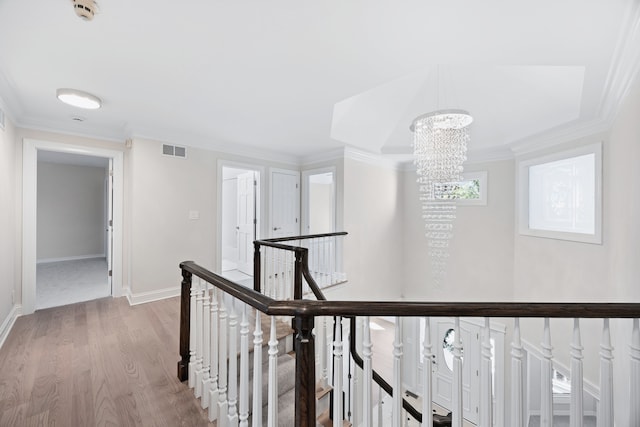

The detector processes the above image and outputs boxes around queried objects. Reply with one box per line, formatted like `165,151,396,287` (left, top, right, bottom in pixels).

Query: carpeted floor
36,257,110,310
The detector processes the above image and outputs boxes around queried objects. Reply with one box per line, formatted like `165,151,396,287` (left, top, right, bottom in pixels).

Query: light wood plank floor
0,296,215,426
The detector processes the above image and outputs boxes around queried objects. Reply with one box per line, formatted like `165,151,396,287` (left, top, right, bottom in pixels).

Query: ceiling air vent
162,143,187,158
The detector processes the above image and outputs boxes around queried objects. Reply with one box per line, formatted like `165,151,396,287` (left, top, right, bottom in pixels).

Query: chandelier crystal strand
411,110,471,285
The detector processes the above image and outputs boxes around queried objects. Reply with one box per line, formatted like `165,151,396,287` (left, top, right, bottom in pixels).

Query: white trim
344,146,403,171
509,119,609,157
301,166,336,235
517,142,603,244
37,254,106,264
456,171,488,207
216,160,265,273
598,0,640,124
300,148,345,166
22,139,125,314
125,286,181,305
0,304,22,350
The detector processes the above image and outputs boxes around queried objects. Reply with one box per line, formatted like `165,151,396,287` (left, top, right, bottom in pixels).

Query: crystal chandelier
411,109,472,284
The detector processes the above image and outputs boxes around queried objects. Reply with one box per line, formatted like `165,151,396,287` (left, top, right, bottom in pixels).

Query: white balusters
188,277,198,388
239,304,250,427
570,318,584,427
597,319,614,427
201,286,211,408
267,316,279,427
480,317,493,427
333,316,344,427
318,316,328,389
422,317,433,427
252,312,263,427
452,317,463,427
209,288,219,421
228,300,239,426
511,318,525,427
392,317,403,427
630,318,640,427
218,293,229,427
195,278,205,398
362,316,373,427
541,318,553,427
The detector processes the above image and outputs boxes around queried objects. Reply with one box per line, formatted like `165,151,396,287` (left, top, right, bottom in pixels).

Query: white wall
0,115,17,330
129,138,217,295
339,157,404,301
402,159,515,301
606,71,640,427
36,162,106,261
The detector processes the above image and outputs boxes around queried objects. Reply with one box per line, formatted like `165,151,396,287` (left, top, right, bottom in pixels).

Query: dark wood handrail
179,256,640,427
181,263,640,318
258,231,348,244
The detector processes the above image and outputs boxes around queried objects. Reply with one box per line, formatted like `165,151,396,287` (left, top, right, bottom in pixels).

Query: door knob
273,227,281,231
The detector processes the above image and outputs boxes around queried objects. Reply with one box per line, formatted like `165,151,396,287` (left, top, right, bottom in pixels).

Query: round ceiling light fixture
56,88,102,110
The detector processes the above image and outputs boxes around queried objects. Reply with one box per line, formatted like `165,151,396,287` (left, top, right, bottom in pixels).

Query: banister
180,258,640,427
258,231,348,244
181,263,640,318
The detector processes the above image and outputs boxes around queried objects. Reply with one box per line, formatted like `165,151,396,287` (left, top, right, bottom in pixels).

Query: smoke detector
72,0,98,21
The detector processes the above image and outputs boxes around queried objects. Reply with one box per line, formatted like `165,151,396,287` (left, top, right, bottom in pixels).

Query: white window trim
456,171,488,206
518,142,603,244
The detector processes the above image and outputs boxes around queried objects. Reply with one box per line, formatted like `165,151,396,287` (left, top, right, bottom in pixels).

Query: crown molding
343,146,405,171
300,147,346,166
598,0,640,125
130,128,300,166
16,117,126,144
509,118,610,157
0,71,23,124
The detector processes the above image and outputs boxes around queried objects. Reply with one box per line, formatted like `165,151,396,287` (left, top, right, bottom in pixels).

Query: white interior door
270,169,300,238
432,317,480,424
106,159,113,291
236,171,256,275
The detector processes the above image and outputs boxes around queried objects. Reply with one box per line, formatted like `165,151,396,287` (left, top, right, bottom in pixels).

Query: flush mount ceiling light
56,88,102,110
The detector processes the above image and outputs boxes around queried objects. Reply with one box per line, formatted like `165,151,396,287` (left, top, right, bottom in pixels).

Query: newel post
294,315,316,427
253,242,262,293
293,248,304,300
178,262,192,381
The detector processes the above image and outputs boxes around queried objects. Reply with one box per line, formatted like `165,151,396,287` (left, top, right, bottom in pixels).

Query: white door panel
270,169,300,238
236,171,255,275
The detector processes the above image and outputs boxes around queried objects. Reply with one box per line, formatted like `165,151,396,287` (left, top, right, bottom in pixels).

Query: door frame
22,139,124,315
301,166,336,235
216,160,264,274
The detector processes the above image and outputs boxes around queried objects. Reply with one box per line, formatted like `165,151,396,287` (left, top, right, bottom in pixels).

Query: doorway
219,164,261,286
35,151,111,309
22,139,124,315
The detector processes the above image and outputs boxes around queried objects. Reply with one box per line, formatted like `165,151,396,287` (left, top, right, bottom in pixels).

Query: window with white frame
518,142,602,244
436,171,488,206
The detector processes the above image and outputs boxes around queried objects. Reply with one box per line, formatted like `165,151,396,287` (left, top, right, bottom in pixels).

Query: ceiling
0,0,638,163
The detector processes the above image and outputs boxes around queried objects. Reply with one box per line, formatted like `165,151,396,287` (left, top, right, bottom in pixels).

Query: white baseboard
125,286,181,306
37,254,106,264
0,304,22,350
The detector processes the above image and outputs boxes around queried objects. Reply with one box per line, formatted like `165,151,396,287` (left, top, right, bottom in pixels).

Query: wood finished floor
0,296,216,427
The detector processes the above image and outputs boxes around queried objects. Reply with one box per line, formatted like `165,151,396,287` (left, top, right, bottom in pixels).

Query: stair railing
178,233,640,427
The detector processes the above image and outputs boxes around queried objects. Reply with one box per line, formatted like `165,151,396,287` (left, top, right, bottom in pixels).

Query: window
518,142,602,244
434,171,488,205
